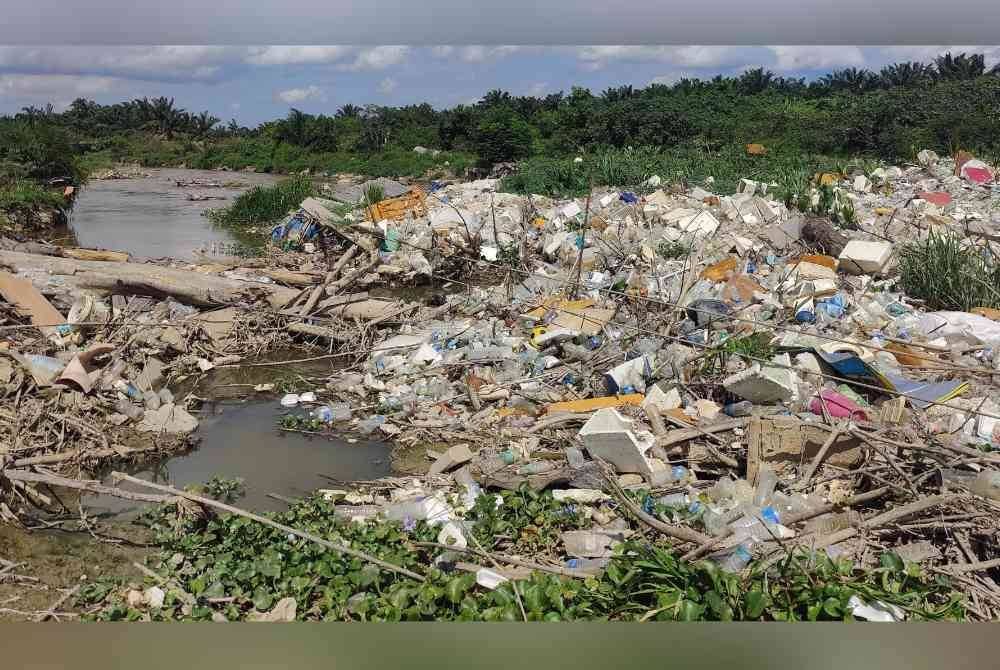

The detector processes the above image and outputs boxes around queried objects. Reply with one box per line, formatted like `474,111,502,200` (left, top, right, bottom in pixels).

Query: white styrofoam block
838,240,893,275
578,408,656,477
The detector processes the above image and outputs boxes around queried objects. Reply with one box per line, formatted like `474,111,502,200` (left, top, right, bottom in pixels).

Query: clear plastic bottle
565,557,610,574
657,492,689,508
717,543,753,573
753,468,778,507
729,506,781,543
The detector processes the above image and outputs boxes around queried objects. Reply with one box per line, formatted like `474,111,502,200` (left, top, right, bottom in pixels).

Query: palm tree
277,108,309,145
336,104,361,118
193,111,220,137
479,89,512,108
879,62,935,88
819,68,880,93
935,52,986,80
737,68,776,94
149,96,185,138
601,85,635,102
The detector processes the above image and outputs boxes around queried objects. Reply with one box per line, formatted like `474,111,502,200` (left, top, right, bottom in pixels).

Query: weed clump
900,231,1000,311
206,176,314,227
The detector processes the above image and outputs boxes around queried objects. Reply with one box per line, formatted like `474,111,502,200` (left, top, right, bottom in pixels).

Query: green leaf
823,597,842,618
880,552,904,573
745,589,768,619
204,581,226,599
252,588,273,611
446,576,469,604
188,577,206,596
677,600,704,621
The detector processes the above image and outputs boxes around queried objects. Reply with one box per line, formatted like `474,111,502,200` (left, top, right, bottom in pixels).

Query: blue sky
1,46,998,124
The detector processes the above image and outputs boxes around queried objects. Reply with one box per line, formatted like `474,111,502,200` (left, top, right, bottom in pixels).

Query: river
64,169,393,513
62,168,279,260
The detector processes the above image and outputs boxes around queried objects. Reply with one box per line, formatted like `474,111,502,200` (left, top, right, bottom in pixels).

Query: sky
1,45,998,125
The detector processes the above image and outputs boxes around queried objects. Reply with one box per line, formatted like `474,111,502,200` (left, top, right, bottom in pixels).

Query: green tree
472,107,533,164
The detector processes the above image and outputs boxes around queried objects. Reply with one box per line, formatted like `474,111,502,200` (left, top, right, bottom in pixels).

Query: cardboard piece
0,271,65,337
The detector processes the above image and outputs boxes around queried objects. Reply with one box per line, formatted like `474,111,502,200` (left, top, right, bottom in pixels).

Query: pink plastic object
916,191,951,207
810,389,869,421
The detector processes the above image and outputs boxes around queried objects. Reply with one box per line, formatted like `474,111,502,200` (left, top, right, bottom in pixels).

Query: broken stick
111,472,426,582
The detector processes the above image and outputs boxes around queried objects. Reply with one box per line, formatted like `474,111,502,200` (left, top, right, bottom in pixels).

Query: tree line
2,51,1000,181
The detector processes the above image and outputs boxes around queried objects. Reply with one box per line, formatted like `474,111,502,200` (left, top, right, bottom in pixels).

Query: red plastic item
810,389,869,421
916,191,951,207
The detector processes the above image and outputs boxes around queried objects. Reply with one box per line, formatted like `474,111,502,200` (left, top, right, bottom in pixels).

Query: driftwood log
0,249,299,309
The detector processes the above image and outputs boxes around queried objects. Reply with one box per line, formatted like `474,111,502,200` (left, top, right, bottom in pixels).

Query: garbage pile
266,152,1000,613
0,237,303,509
3,149,1000,617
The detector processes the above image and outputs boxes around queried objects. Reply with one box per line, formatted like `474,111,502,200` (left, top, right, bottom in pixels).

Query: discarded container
723,401,753,417
809,389,869,421
717,543,753,573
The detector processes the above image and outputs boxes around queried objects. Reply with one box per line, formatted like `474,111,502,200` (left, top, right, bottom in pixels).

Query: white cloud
527,81,549,96
573,46,742,70
429,45,523,63
245,46,353,66
878,45,1000,68
342,46,409,71
0,73,117,98
276,85,324,104
377,77,397,94
0,46,238,81
767,46,866,72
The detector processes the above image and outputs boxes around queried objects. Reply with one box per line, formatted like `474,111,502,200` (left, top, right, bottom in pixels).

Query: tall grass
900,231,1000,311
0,178,66,211
501,143,843,197
206,176,314,227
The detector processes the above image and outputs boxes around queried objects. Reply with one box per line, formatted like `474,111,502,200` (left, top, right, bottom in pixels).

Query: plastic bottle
113,379,143,402
325,402,352,422
753,468,778,507
565,557,610,574
657,492,689,508
356,415,387,435
313,405,334,423
517,461,557,475
723,401,753,417
717,543,753,573
729,506,781,543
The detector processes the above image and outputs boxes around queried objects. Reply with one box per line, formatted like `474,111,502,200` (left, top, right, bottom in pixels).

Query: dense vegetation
2,51,999,217
77,485,964,622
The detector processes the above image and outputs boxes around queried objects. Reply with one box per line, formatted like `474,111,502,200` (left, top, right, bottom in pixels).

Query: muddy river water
67,170,393,513
60,168,280,260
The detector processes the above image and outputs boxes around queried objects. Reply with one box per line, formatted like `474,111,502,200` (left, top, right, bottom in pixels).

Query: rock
917,149,939,166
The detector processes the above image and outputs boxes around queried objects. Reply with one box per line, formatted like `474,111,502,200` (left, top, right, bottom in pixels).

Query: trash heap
265,154,1000,618
0,237,302,505
4,151,1000,619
